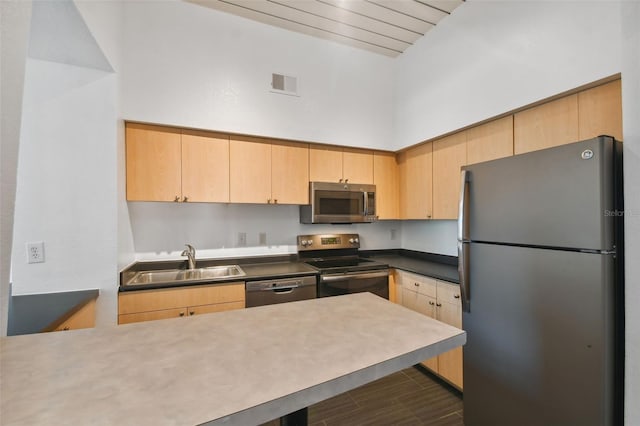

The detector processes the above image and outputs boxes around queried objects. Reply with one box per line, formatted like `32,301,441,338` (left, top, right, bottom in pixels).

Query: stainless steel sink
127,265,246,286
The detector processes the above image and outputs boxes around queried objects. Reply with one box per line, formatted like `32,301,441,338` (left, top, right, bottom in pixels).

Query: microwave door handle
363,191,368,215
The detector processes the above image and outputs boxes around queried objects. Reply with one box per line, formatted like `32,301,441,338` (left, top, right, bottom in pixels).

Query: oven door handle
320,270,389,282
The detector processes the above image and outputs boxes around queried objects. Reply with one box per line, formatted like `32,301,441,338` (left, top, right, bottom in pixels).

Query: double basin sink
126,265,246,286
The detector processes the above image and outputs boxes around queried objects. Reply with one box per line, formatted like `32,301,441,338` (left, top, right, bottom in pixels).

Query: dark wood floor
261,366,463,426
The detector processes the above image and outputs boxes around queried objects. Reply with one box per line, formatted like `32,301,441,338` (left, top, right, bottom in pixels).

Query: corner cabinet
118,283,245,325
398,142,433,219
126,123,230,202
394,270,463,390
373,151,400,220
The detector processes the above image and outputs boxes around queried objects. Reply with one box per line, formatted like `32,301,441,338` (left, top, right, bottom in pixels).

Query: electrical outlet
27,241,45,264
238,232,247,247
390,229,397,241
259,232,267,246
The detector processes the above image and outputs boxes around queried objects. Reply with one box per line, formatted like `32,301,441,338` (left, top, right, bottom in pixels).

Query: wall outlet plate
259,232,267,246
27,241,45,263
238,232,247,247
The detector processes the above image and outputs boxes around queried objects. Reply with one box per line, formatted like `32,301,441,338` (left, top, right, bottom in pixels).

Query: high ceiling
187,0,464,57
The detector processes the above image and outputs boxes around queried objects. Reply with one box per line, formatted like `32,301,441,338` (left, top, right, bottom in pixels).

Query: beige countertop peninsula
0,293,466,426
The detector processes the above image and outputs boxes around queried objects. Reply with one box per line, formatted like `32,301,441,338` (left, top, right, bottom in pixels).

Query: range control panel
297,234,360,251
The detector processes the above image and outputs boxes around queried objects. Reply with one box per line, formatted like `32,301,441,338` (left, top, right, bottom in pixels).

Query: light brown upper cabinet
126,123,230,202
373,151,400,220
433,132,467,219
466,116,514,165
230,136,309,204
514,94,579,155
181,129,230,202
271,141,310,204
309,145,374,184
126,123,182,201
230,136,271,204
399,142,433,220
578,79,623,141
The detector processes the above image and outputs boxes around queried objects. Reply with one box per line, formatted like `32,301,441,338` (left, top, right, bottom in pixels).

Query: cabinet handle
436,303,442,307
427,214,432,219
414,282,419,287
174,195,180,202
345,178,349,183
428,301,435,306
267,199,271,204
274,199,278,204
454,294,460,299
189,311,195,316
339,179,343,183
182,196,188,202
62,327,70,331
179,312,185,317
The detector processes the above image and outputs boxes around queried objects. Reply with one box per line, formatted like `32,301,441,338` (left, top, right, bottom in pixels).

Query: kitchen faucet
181,244,196,270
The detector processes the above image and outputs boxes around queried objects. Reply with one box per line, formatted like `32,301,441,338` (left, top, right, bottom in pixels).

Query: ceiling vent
271,73,298,96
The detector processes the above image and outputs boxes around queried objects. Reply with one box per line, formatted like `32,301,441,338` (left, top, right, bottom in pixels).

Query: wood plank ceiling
186,0,464,57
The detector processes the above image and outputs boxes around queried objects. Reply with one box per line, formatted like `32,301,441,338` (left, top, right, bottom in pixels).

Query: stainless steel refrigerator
458,136,624,426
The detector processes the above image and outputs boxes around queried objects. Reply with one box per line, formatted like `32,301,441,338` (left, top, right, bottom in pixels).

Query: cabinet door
118,283,245,315
309,145,343,182
373,152,399,219
187,301,245,316
118,307,187,325
343,148,373,184
126,123,182,201
514,94,579,155
433,132,467,219
436,298,463,389
399,142,433,219
181,130,230,202
578,79,623,141
466,116,514,165
54,299,96,331
230,136,272,203
271,141,309,204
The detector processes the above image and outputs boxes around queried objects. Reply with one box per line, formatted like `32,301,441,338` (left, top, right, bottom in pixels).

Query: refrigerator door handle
458,170,470,242
458,241,470,313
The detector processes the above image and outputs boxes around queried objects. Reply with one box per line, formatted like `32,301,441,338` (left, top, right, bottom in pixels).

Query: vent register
271,73,298,96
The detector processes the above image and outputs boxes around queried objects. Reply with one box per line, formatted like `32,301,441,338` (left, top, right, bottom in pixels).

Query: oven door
318,270,389,299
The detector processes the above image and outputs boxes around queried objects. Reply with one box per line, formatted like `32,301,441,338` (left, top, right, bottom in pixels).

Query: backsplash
128,202,403,262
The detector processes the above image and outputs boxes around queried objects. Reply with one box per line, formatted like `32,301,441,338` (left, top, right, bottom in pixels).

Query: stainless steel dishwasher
245,275,317,307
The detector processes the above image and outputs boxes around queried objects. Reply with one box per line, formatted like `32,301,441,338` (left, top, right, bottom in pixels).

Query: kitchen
1,0,639,425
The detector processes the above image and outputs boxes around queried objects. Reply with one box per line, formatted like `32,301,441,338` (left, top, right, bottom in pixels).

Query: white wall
393,0,622,151
128,202,401,262
621,2,640,423
0,0,32,337
10,59,119,326
120,0,394,151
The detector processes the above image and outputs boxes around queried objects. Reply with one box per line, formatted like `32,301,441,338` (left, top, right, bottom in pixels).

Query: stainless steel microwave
300,182,377,224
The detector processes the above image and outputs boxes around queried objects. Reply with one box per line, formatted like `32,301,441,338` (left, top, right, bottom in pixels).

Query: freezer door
463,243,615,426
463,136,618,251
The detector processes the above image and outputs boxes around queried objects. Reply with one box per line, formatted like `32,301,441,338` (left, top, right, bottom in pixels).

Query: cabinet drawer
118,282,245,315
400,272,436,297
188,301,244,316
436,280,461,305
119,308,187,324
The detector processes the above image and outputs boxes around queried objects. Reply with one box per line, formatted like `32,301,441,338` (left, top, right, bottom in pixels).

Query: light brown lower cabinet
118,282,245,325
51,298,97,332
394,270,463,390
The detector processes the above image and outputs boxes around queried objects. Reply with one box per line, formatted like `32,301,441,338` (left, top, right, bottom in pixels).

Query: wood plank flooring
260,366,463,426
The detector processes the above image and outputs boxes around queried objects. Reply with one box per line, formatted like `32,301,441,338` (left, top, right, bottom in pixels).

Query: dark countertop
7,288,99,336
361,249,459,284
120,250,458,291
120,255,320,291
